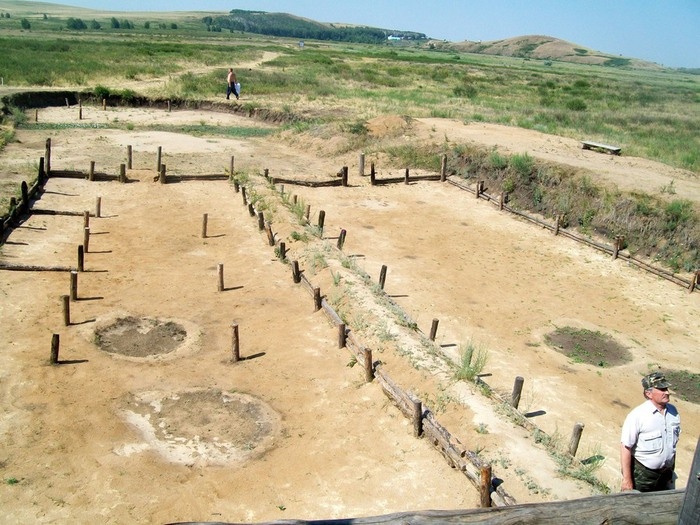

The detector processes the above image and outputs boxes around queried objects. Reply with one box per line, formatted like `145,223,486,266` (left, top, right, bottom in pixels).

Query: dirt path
1,105,698,523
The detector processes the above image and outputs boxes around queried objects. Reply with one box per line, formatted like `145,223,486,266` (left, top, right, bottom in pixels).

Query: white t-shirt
620,399,680,470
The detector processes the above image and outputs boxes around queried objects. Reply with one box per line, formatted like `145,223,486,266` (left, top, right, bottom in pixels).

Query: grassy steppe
1,4,700,270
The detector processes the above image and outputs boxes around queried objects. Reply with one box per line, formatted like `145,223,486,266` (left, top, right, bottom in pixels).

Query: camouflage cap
642,371,671,390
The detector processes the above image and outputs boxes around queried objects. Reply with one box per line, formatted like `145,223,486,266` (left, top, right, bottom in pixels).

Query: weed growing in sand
453,341,489,382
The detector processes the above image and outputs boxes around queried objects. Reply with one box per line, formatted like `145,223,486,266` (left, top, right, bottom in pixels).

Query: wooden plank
678,436,700,524
581,140,621,155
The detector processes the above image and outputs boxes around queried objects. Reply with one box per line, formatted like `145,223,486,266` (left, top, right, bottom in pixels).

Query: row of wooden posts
34,98,173,124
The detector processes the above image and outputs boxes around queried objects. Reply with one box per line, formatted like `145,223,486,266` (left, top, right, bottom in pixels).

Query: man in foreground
620,372,681,491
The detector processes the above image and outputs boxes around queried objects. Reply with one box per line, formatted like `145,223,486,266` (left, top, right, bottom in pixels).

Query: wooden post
77,245,84,272
159,163,166,184
201,214,208,238
337,229,347,250
364,348,374,383
233,180,240,192
476,180,483,199
440,154,447,182
257,211,265,230
167,100,171,112
554,215,560,236
83,210,90,229
411,398,422,437
264,221,275,246
231,323,240,363
229,156,235,177
127,145,132,170
65,97,70,107
45,138,51,177
292,260,301,283
370,164,376,186
499,192,505,210
62,295,70,326
156,145,162,173
304,204,311,222
264,168,269,180
404,168,410,185
102,98,106,110
678,436,700,525
689,270,700,293
241,186,247,205
88,160,95,181
278,241,286,261
480,465,492,508
313,287,322,311
342,166,348,187
248,203,255,217
217,263,224,292
95,196,101,218
613,236,621,259
359,153,365,177
568,422,585,457
70,270,78,301
379,265,387,290
338,323,346,348
35,109,38,122
39,156,45,182
429,318,439,341
511,376,524,409
83,227,90,253
119,163,126,183
20,181,28,214
78,100,82,120
317,210,325,235
50,333,60,365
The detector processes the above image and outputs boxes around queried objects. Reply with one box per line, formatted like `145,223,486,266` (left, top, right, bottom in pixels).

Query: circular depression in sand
92,314,200,361
118,388,281,466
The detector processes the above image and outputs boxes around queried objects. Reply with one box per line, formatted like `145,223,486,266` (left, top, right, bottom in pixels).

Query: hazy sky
34,0,700,68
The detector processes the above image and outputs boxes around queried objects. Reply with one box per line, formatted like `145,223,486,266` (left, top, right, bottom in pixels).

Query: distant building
387,35,401,41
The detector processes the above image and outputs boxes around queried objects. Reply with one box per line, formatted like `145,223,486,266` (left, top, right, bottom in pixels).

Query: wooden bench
581,140,621,155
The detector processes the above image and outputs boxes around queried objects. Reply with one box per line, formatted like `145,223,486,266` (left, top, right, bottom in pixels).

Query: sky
33,0,700,68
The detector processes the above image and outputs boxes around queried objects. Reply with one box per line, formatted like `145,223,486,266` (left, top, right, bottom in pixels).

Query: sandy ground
1,103,699,524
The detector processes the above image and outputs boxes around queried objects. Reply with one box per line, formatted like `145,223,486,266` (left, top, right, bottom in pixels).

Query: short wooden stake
480,465,492,508
20,181,29,214
317,210,325,235
159,163,166,184
247,203,255,217
511,376,524,409
78,100,82,120
411,398,422,437
95,196,101,218
613,236,621,259
156,145,162,173
127,145,132,170
554,215,560,236
359,153,365,176
70,270,78,301
342,166,348,187
231,323,240,363
292,260,301,283
337,229,347,250
217,263,224,292
429,318,439,341
338,323,346,348
370,162,376,185
568,422,585,457
257,211,265,230
119,163,126,183
77,245,84,272
45,138,51,177
364,348,374,383
476,180,482,199
499,192,505,210
404,168,409,185
83,210,90,229
65,97,70,107
83,227,90,253
313,287,322,311
378,264,387,290
201,214,208,238
278,241,286,261
50,333,60,364
689,270,700,293
102,98,106,110
167,100,171,112
264,221,275,246
229,156,235,177
440,154,447,182
34,109,38,122
264,168,269,180
241,186,248,205
292,195,297,205
88,160,95,181
62,295,70,326
304,204,311,222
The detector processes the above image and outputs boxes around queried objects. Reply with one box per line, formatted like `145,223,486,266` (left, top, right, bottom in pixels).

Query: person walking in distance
620,372,681,491
226,68,238,100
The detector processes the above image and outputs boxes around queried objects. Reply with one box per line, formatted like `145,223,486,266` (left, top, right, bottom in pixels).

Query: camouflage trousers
633,459,674,492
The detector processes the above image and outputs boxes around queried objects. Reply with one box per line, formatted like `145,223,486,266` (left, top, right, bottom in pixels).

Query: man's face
647,386,671,407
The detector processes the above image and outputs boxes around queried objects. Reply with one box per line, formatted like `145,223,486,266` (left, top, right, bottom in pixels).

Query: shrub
566,98,587,111
510,153,534,179
453,341,488,382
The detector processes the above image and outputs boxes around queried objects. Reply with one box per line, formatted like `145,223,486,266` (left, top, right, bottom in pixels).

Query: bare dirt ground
1,101,699,524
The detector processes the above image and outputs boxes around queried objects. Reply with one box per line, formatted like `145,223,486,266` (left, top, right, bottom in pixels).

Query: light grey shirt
621,399,680,470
